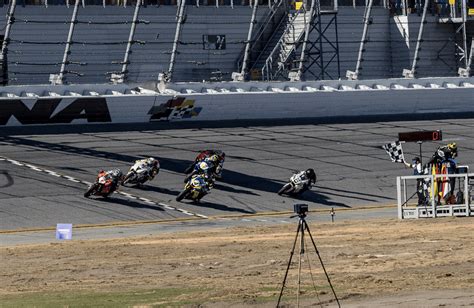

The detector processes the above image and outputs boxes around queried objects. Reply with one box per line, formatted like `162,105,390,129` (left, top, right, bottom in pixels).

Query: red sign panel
398,130,442,142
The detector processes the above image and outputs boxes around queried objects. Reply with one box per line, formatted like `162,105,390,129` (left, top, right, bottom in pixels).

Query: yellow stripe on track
0,204,395,235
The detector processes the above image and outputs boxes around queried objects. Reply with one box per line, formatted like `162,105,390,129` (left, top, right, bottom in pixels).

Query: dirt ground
1,217,473,307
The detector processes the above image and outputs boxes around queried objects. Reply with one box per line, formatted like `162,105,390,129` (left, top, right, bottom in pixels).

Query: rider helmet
110,169,124,181
208,154,220,163
447,142,458,158
199,161,210,172
305,168,316,183
448,142,457,152
147,157,159,167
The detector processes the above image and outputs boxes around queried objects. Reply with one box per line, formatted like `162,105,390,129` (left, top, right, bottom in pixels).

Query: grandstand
0,0,472,86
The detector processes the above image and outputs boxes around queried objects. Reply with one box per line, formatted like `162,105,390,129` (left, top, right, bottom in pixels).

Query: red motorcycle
84,169,122,198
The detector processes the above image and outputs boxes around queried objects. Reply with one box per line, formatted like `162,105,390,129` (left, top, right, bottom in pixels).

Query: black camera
294,203,308,215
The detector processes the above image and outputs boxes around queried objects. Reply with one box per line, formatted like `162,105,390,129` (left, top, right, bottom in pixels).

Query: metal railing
397,173,474,219
235,0,286,75
261,8,307,81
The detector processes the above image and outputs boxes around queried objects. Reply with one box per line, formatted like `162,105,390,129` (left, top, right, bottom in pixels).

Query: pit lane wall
0,77,473,126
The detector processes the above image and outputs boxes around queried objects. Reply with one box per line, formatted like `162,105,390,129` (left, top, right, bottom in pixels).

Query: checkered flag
170,105,193,119
382,141,405,163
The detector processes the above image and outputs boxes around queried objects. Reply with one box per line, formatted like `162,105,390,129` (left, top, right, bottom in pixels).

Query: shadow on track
0,136,391,204
94,196,165,211
0,170,14,188
213,183,259,196
280,190,351,208
122,184,181,197
0,136,285,195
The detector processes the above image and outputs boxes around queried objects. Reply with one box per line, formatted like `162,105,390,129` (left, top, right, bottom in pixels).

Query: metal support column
457,0,470,77
403,0,429,78
295,0,318,81
459,37,474,77
115,0,141,83
346,0,373,80
1,0,17,86
167,0,186,82
300,11,340,80
57,0,80,85
234,0,258,81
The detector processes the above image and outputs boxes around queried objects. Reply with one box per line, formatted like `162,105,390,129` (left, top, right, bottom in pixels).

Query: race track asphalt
1,117,474,231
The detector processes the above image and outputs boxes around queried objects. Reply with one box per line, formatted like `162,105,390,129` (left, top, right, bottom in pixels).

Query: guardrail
397,173,474,219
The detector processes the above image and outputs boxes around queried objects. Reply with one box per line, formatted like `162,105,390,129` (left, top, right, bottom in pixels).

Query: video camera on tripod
293,203,308,217
278,203,341,307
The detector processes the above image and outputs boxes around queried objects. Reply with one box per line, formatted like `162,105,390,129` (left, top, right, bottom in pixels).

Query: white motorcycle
278,169,316,196
122,160,159,186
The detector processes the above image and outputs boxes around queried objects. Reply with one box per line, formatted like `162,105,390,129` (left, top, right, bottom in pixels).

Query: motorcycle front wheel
122,171,135,186
278,183,293,196
84,183,99,198
176,187,191,202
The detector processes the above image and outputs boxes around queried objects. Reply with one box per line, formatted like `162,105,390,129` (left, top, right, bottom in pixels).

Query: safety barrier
397,173,474,219
0,76,473,126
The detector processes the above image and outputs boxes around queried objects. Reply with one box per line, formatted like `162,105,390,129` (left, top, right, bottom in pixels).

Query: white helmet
147,157,159,167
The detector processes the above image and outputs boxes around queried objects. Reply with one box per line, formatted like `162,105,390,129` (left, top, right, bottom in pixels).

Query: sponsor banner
148,96,202,121
0,97,111,126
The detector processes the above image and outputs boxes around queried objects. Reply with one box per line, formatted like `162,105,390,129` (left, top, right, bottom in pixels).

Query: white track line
0,155,208,219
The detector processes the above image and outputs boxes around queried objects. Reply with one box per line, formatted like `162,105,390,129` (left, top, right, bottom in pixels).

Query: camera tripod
277,213,341,308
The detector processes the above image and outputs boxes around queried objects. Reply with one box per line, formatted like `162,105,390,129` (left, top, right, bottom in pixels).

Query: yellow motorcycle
176,174,212,202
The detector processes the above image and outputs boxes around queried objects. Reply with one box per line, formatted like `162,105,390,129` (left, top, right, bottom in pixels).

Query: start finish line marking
0,155,208,219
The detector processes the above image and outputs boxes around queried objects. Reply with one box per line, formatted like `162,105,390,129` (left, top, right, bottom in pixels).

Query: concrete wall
0,77,472,126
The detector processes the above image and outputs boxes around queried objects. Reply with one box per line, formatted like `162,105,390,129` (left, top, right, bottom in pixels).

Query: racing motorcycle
84,170,122,198
184,150,225,178
278,170,316,196
176,174,213,202
122,160,159,186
